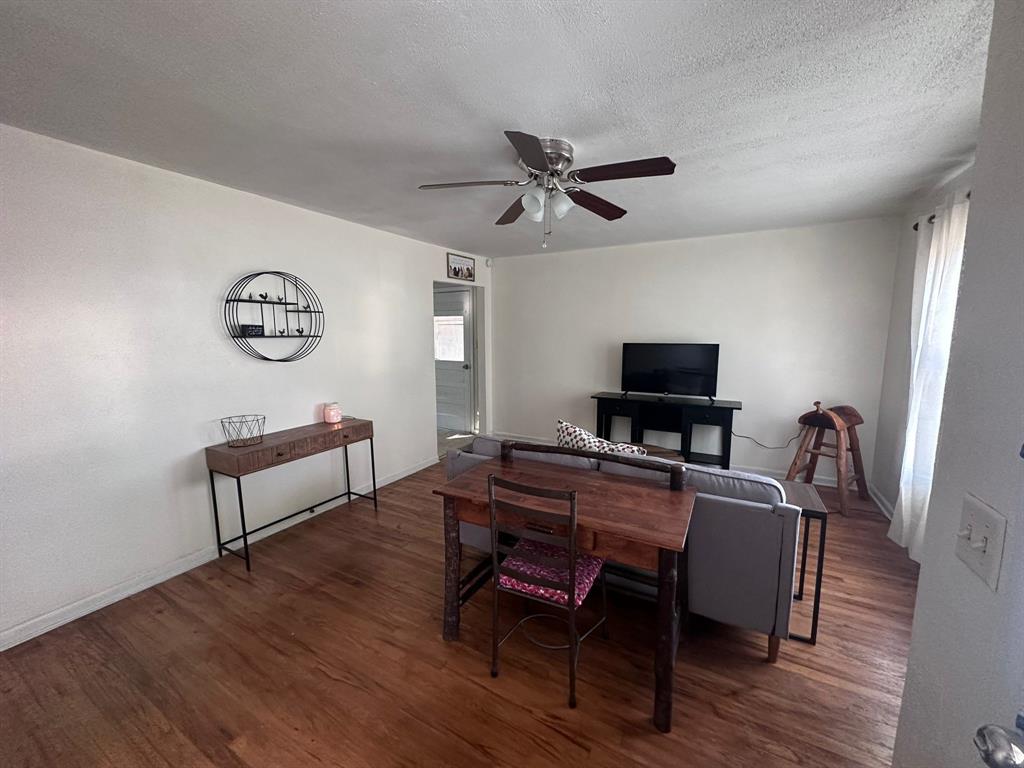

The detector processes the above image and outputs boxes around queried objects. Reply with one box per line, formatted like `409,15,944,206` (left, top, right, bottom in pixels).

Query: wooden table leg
442,496,461,641
654,547,680,733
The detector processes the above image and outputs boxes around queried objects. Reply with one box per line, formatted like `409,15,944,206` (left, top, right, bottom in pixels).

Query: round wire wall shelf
223,271,324,362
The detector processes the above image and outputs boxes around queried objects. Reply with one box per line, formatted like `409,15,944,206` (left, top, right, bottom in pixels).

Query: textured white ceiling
0,0,992,256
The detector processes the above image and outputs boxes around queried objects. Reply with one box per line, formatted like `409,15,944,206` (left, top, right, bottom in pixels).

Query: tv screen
621,343,719,397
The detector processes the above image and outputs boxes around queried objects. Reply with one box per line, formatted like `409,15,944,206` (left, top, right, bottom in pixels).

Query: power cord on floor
731,430,803,450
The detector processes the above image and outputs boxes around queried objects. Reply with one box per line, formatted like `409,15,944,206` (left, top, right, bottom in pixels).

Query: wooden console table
592,391,742,468
205,418,377,571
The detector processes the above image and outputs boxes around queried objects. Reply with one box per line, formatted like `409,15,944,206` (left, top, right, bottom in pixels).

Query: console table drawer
260,423,373,466
339,420,373,444
688,407,727,425
587,531,658,571
236,444,293,474
291,434,330,460
602,400,637,417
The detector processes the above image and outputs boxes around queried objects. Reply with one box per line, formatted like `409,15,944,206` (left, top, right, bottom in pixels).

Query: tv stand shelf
591,391,742,469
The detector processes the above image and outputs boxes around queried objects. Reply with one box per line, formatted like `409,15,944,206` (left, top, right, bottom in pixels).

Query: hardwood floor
0,463,918,767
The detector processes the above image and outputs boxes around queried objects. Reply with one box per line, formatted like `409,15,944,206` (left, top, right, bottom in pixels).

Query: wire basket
220,415,266,447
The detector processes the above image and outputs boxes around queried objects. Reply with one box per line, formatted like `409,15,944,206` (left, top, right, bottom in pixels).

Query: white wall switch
955,493,1008,591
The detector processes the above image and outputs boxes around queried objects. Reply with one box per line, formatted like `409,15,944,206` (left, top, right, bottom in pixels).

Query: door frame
433,281,484,434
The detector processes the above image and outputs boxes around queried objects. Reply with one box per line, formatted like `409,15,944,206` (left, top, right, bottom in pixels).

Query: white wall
872,166,974,512
0,125,492,649
491,218,901,483
893,1,1023,764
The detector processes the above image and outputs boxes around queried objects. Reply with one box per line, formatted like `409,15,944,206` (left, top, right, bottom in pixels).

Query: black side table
780,480,828,645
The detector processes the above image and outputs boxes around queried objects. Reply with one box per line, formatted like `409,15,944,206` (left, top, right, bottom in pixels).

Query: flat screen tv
621,343,719,397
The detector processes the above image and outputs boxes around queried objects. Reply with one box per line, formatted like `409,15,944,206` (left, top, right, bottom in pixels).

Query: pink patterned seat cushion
499,539,604,607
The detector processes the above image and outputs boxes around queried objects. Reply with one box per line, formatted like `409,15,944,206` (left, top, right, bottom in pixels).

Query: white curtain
888,195,970,562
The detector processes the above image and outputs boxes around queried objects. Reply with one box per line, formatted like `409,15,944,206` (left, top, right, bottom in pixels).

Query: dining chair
487,474,607,708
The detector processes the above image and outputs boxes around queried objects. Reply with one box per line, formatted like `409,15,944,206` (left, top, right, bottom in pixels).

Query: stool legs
834,427,851,516
786,426,816,481
848,425,869,500
804,427,826,483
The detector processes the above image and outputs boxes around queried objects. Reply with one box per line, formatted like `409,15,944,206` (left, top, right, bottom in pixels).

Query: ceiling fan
418,131,676,248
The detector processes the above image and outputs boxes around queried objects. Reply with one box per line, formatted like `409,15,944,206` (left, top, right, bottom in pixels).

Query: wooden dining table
434,453,696,732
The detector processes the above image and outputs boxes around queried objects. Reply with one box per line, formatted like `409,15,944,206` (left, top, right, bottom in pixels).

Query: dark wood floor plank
0,462,918,767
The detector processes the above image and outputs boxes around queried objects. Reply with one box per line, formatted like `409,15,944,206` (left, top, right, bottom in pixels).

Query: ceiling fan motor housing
517,138,575,175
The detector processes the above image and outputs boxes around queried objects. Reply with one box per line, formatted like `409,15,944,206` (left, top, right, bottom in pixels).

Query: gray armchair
686,493,801,660
599,458,801,662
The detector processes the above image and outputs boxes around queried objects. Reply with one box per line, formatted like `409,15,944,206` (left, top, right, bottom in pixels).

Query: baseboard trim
868,483,895,520
0,454,440,652
0,546,218,652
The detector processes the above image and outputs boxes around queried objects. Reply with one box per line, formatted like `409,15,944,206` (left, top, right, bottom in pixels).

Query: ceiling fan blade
504,130,550,172
495,196,525,225
570,156,676,183
567,189,627,220
419,180,519,190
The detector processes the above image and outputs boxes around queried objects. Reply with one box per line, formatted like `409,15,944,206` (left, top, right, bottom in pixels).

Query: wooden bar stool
785,402,869,515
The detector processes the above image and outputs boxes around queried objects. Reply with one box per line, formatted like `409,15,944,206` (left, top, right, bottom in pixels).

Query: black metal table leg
790,509,826,645
209,470,224,557
808,514,826,645
343,444,351,500
369,437,378,510
796,515,811,601
654,547,681,733
235,476,251,572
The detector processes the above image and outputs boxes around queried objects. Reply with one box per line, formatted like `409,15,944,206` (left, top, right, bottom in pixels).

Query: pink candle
323,403,343,423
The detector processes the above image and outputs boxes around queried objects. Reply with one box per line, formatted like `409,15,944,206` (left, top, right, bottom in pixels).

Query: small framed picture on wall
447,253,476,282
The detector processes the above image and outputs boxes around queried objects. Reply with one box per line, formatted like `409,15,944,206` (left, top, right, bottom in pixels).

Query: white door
434,287,474,432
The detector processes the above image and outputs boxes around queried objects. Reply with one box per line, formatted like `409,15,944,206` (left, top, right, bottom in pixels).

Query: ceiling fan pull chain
542,188,551,248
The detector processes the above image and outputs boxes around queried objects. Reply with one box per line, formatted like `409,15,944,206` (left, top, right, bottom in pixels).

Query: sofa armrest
771,502,802,638
445,449,493,480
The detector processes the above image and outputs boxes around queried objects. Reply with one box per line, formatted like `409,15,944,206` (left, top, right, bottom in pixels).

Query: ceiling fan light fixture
551,190,575,220
521,185,546,216
525,204,545,223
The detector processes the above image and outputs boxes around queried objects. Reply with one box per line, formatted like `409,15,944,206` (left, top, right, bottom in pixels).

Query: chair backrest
487,474,579,609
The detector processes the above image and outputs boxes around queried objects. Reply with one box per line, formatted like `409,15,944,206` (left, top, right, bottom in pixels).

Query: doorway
433,283,479,457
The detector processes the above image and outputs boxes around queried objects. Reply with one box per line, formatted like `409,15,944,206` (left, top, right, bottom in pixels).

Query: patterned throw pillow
555,420,647,455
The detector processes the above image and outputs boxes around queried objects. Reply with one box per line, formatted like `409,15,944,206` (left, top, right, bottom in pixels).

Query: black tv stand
591,391,742,468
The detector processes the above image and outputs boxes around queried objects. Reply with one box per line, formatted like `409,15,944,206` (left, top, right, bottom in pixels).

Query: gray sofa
447,435,802,661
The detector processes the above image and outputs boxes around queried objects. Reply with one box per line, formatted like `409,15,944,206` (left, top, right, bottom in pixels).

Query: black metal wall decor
224,271,324,362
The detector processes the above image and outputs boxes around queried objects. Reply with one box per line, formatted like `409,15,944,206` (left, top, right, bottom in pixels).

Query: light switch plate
955,493,1007,591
